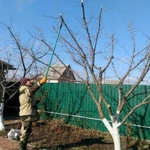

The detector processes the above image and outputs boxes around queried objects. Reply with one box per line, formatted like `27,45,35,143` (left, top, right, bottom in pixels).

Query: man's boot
19,141,27,150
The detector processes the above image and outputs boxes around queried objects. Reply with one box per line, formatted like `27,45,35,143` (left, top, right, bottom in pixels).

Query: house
0,60,15,70
0,60,17,115
103,80,119,84
0,60,15,81
44,64,76,83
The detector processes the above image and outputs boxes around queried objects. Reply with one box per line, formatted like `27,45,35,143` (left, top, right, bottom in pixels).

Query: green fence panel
36,83,150,140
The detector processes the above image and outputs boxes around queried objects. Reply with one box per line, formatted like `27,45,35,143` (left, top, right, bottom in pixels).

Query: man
19,77,47,150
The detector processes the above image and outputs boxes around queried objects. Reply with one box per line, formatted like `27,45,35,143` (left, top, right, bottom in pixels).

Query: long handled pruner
37,15,63,115
45,14,63,78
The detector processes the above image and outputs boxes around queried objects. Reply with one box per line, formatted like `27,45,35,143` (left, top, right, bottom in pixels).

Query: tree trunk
0,102,5,131
112,122,121,150
102,118,121,150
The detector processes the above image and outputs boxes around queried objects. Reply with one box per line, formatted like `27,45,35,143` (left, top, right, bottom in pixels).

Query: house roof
0,60,16,70
46,64,70,79
43,64,76,81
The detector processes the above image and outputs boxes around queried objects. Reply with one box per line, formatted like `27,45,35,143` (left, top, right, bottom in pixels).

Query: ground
0,118,150,150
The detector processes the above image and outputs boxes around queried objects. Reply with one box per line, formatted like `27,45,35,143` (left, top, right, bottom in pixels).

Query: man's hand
39,77,47,84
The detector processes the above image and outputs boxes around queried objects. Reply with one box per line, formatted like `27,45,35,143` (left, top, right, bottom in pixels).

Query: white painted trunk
0,103,5,131
102,118,121,150
112,122,121,150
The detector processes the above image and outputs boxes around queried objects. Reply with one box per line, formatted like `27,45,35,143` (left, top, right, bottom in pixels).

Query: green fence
36,83,150,140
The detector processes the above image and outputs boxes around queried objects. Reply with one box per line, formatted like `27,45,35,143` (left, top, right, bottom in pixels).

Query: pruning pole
45,14,63,78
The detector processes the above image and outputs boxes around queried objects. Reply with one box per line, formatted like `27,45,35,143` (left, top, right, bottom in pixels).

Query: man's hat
20,78,30,86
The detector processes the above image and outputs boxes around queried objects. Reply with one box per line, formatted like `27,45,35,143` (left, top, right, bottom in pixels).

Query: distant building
0,60,17,111
0,60,16,81
103,80,119,85
0,60,15,70
43,64,76,83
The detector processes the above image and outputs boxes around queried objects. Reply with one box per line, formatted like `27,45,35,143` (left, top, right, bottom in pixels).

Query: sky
0,0,149,48
0,0,149,42
0,0,149,33
0,0,149,82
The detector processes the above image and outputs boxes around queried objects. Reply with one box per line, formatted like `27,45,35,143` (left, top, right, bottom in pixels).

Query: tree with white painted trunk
58,1,150,150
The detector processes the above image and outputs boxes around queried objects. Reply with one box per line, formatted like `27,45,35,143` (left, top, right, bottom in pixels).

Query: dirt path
0,137,34,150
0,119,33,150
0,137,20,150
0,120,20,150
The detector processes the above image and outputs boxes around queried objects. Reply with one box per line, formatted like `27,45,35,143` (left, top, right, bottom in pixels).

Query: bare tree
0,59,18,130
28,22,70,79
57,1,150,150
0,23,50,130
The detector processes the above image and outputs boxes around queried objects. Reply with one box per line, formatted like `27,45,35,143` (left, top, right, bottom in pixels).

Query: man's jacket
19,83,40,116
